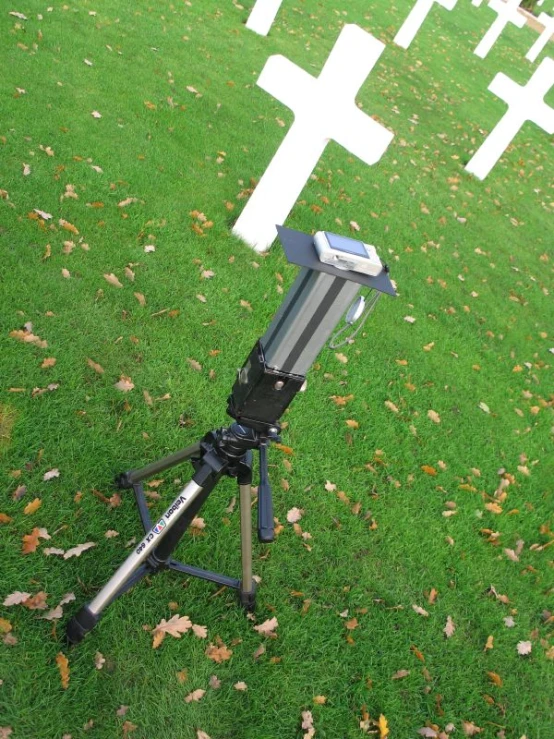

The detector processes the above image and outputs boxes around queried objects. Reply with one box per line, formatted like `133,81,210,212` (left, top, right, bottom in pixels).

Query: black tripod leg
117,441,202,488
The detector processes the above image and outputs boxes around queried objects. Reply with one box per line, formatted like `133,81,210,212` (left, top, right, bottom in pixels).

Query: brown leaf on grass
122,721,138,737
345,617,358,631
187,358,202,372
487,671,502,687
22,527,50,554
0,618,12,634
41,605,63,621
59,219,79,234
313,695,327,705
176,669,188,683
209,674,221,689
392,669,410,679
240,299,252,311
286,507,303,524
485,502,502,515
330,394,354,406
63,542,95,559
517,640,532,655
3,592,31,606
0,513,13,524
378,714,389,738
10,329,48,349
152,614,192,648
345,419,359,429
253,617,278,637
205,643,233,663
253,643,266,661
22,591,48,610
43,468,59,481
443,615,455,638
484,635,494,651
192,624,208,639
461,721,482,736
334,352,348,364
197,732,211,739
23,498,41,515
385,400,399,414
114,375,134,392
41,357,56,369
103,273,123,288
56,652,70,689
95,652,106,670
412,604,429,617
116,705,129,717
421,465,437,476
134,292,146,306
234,681,247,691
427,410,441,424
87,358,104,374
185,688,206,703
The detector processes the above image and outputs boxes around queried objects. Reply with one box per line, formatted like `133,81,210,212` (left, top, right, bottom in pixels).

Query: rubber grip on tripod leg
257,445,274,543
66,605,100,645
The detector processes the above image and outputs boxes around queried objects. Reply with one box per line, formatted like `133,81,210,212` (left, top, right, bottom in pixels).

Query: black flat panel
276,225,397,297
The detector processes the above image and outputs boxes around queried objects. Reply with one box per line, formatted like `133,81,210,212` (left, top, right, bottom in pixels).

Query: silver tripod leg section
239,483,253,595
88,479,204,616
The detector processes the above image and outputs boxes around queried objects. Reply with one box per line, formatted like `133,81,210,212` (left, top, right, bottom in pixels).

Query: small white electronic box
313,231,383,276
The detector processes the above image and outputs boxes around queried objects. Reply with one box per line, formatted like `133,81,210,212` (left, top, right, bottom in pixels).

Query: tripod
66,420,279,644
66,227,395,644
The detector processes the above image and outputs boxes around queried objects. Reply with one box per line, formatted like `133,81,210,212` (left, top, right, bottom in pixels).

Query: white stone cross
525,12,554,62
246,0,284,37
232,25,394,252
394,0,458,49
466,57,554,179
474,0,526,59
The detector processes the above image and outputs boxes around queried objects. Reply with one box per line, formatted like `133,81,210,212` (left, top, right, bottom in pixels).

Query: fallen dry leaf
103,273,123,288
253,617,278,637
234,681,247,691
56,652,70,689
63,542,96,559
487,670,502,687
152,614,192,648
114,375,134,392
187,358,202,372
379,714,389,738
412,604,430,617
427,410,441,424
43,468,59,481
286,507,303,524
95,652,106,670
87,358,104,374
313,695,327,705
205,643,233,663
517,640,532,656
392,669,410,679
184,688,206,703
23,498,41,515
41,357,56,369
3,592,31,606
192,624,208,639
444,615,455,638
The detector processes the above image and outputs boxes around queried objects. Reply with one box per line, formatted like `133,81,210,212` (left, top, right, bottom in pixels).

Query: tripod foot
66,605,100,646
239,586,256,612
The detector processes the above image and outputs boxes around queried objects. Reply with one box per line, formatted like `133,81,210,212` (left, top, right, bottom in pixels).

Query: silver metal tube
88,479,204,614
239,483,253,593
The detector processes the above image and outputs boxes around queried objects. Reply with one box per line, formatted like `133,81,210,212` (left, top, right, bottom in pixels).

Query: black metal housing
227,342,305,430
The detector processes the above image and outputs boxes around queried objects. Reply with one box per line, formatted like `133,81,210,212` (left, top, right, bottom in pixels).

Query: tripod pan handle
257,443,274,543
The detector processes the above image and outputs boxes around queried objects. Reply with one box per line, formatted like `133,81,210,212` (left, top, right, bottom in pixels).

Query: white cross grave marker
393,0,458,50
466,57,554,179
474,0,526,59
246,0,284,37
472,0,484,7
525,12,554,63
232,25,394,252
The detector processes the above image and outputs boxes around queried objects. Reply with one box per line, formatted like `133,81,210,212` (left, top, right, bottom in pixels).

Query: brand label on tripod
164,495,187,520
153,519,166,535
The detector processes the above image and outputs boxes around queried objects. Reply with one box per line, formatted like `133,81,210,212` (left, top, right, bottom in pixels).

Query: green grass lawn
1,1,553,737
